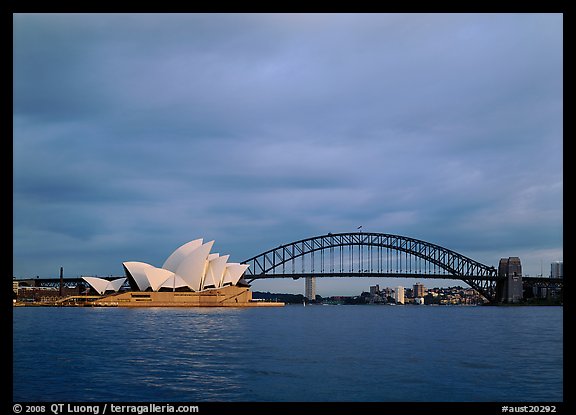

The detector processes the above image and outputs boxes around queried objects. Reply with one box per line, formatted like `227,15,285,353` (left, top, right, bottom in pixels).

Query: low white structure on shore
82,276,127,295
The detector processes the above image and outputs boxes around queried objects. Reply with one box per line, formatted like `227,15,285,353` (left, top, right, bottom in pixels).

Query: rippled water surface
13,305,563,402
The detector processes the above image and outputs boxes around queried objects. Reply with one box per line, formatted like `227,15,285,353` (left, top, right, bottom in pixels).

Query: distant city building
394,286,404,304
551,261,563,279
360,284,486,305
305,276,316,300
413,282,425,298
370,285,380,296
15,286,82,302
383,287,392,299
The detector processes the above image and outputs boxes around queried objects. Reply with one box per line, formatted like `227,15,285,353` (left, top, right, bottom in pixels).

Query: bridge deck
246,272,503,280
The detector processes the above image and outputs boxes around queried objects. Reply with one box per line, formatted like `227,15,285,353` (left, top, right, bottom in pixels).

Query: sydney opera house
83,239,282,307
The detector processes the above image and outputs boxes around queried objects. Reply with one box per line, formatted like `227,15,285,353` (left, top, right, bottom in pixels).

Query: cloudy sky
13,13,562,295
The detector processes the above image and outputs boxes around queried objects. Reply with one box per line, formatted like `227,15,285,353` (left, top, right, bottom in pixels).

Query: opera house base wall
92,285,284,307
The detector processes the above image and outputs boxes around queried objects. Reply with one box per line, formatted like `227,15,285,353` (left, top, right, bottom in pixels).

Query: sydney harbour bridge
240,232,562,304
19,232,562,304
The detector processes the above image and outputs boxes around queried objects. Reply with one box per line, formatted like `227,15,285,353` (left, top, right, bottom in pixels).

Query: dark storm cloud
13,13,562,294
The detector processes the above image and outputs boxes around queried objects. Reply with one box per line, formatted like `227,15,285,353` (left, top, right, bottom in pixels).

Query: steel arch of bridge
241,232,500,302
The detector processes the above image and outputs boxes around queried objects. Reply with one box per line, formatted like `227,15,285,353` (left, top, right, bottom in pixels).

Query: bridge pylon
496,257,523,303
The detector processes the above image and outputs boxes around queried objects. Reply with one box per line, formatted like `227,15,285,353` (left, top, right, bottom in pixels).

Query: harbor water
13,305,563,402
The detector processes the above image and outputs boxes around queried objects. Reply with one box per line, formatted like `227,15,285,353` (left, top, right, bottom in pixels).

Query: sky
12,13,563,296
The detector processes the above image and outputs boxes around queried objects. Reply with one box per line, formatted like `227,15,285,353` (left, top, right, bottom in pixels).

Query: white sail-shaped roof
204,255,229,289
82,277,110,295
145,268,175,291
107,277,127,292
122,238,245,293
175,240,215,291
203,253,218,286
82,277,127,295
159,273,190,290
222,263,249,286
201,253,217,290
123,261,155,291
162,239,203,272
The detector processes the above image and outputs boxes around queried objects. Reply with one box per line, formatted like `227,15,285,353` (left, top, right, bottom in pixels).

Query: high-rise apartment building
551,261,563,279
305,277,316,301
394,286,404,304
413,282,425,298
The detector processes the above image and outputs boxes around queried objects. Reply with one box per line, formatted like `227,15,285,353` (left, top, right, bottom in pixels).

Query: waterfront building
121,238,249,292
413,282,425,298
394,286,404,304
551,261,563,279
383,287,392,300
305,276,316,300
85,238,282,307
15,286,82,303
